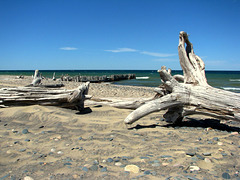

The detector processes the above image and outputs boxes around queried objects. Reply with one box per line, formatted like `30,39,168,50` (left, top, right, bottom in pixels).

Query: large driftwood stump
0,82,91,110
124,31,240,124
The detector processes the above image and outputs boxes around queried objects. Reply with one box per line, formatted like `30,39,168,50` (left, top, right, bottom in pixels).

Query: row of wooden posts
60,74,136,83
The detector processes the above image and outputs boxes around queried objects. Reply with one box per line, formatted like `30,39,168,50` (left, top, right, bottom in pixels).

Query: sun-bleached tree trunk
0,82,91,110
124,31,240,125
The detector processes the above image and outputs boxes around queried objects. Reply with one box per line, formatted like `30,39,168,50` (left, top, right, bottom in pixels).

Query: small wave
229,79,240,82
136,76,149,80
221,87,240,91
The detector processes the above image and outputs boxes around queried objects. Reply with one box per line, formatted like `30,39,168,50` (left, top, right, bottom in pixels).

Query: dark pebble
90,165,98,171
14,141,19,144
12,131,18,133
186,152,195,156
107,158,113,163
82,167,88,172
4,124,8,126
207,141,213,144
196,154,204,160
140,156,150,159
180,139,185,142
64,163,72,166
222,172,231,179
19,149,26,152
22,129,29,134
160,155,172,158
144,171,151,175
221,153,228,156
39,126,44,128
78,137,82,140
100,167,107,172
93,160,99,165
202,152,211,156
213,137,219,141
25,139,30,142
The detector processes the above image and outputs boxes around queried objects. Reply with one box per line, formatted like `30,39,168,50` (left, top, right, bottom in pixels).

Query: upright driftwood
124,31,240,124
0,82,91,110
31,70,42,86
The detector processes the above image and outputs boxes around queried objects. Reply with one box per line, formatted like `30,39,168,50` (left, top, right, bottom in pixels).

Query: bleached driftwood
124,31,240,124
31,70,42,86
85,97,154,109
0,82,91,110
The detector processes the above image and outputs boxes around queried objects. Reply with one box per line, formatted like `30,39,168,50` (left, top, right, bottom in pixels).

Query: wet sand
0,75,240,180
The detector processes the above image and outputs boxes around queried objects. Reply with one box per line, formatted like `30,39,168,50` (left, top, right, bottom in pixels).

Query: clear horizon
1,0,240,70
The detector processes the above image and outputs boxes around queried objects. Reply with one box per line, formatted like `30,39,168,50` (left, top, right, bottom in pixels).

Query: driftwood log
124,31,240,124
0,82,91,110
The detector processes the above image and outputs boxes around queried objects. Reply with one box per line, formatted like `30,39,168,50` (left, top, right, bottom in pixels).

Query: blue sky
0,0,240,70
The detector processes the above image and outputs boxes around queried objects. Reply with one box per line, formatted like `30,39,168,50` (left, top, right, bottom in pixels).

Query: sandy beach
0,75,240,180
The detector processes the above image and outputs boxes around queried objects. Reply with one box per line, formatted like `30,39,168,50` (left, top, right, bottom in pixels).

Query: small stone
124,165,140,173
106,158,113,163
202,152,211,156
57,151,63,154
19,149,26,152
213,137,219,141
231,132,238,135
89,165,98,171
24,176,34,180
196,154,204,160
64,163,72,166
115,162,122,166
144,170,151,175
39,126,44,128
186,152,195,156
152,163,161,167
160,155,172,158
78,137,82,140
162,163,169,166
189,166,200,171
25,139,30,142
221,153,228,156
82,167,88,172
218,142,223,146
100,167,107,172
22,129,29,134
140,156,149,159
204,158,211,163
51,148,56,152
222,172,231,179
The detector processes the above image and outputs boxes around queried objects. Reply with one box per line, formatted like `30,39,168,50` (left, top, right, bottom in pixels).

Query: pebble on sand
24,176,34,180
124,165,140,173
189,166,200,171
22,129,29,134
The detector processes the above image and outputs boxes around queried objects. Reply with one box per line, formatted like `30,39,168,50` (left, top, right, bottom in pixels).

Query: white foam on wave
229,79,240,82
221,87,240,91
136,76,150,80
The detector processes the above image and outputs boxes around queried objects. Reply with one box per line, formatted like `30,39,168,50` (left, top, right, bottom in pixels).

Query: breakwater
60,74,136,83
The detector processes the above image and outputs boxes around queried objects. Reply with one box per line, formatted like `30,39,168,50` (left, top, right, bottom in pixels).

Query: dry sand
0,75,240,180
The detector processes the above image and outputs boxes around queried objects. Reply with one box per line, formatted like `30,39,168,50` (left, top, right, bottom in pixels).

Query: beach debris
0,82,91,111
124,31,240,126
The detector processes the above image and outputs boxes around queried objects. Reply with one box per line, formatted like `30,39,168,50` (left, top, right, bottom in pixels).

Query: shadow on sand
128,118,240,132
